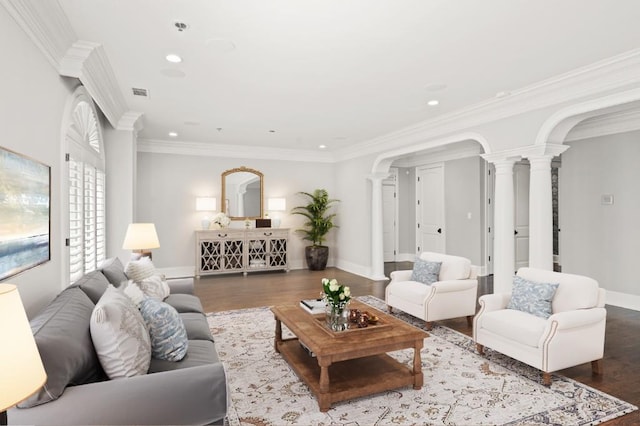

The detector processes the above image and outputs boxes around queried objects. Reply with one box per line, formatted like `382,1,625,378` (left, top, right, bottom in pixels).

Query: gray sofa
8,258,227,425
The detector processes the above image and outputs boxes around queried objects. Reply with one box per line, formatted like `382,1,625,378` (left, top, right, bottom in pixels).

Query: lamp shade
0,284,47,411
196,197,217,212
267,197,286,212
122,223,160,250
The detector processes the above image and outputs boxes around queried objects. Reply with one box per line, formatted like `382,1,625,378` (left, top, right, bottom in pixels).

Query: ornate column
368,173,389,280
482,154,519,293
526,145,568,270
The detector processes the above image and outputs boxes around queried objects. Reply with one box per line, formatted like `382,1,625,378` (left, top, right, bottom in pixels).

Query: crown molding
59,40,128,129
116,111,144,133
0,0,76,68
392,144,482,168
137,139,335,163
336,49,640,162
564,109,640,142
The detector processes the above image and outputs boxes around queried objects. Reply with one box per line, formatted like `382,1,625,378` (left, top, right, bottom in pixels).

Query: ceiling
57,0,640,155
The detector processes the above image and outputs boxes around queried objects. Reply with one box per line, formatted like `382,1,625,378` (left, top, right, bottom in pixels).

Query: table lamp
267,197,286,228
122,223,160,260
196,197,217,229
0,284,47,425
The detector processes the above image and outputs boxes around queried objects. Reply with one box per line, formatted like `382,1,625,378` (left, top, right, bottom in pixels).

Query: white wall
397,167,416,258
0,6,77,317
135,152,336,270
444,156,483,265
560,130,640,303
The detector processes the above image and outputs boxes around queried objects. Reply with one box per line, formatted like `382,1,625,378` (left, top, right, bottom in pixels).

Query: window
64,87,106,283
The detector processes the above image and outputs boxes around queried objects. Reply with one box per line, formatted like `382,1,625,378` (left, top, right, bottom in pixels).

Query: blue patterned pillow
507,276,559,319
410,258,442,285
139,298,188,361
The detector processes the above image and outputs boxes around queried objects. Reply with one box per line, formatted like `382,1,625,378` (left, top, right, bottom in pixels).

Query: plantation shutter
68,158,83,283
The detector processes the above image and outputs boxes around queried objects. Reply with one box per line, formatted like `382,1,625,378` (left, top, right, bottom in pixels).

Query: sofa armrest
390,270,413,282
167,277,194,295
477,293,511,312
8,363,227,426
548,307,607,331
432,279,478,293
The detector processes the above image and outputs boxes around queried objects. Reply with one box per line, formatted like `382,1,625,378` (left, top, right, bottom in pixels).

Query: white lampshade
0,284,47,411
196,197,217,212
267,197,286,212
122,223,160,250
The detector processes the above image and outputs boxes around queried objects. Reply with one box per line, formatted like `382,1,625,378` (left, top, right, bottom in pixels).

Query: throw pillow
124,256,156,282
139,274,171,300
123,281,146,307
139,298,189,362
410,258,442,285
507,276,560,319
90,285,152,379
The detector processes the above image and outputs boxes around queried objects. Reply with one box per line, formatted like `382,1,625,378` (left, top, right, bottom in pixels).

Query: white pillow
123,281,146,307
125,257,156,282
139,274,170,300
90,285,151,379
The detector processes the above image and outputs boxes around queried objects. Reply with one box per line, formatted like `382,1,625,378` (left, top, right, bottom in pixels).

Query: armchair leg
425,321,433,331
591,359,603,376
542,372,552,386
387,306,393,313
476,343,484,355
466,315,473,328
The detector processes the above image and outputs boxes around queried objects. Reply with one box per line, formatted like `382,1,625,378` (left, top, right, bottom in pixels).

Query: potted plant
291,189,339,270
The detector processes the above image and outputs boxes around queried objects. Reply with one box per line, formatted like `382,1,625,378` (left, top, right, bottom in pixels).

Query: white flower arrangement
211,212,231,228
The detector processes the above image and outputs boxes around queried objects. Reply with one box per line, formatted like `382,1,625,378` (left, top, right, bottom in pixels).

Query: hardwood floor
195,265,639,425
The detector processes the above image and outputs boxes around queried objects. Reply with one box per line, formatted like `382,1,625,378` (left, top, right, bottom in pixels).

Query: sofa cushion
410,258,441,285
517,267,600,313
99,257,129,286
139,298,189,361
125,257,156,282
387,281,431,305
165,293,204,313
71,270,110,304
18,288,104,408
480,309,548,348
180,313,214,341
507,275,559,319
90,285,152,379
420,252,471,281
148,340,220,373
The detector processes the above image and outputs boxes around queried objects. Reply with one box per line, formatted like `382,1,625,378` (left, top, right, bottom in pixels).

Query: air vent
132,87,149,97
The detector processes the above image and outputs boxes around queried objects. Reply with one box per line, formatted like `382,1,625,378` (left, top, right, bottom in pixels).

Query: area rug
207,296,637,426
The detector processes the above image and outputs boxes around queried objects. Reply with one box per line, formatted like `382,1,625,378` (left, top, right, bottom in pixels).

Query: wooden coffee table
271,300,428,411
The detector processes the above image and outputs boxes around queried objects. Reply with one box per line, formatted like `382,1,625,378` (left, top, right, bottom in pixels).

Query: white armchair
473,267,606,385
385,252,479,330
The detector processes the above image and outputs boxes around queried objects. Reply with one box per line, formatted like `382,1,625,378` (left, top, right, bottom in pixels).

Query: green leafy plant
291,189,339,246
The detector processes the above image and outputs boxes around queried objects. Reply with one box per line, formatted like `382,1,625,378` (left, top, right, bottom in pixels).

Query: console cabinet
196,228,289,276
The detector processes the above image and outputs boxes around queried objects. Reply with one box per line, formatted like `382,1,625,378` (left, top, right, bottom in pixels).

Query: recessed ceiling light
168,132,178,137
427,99,439,106
268,130,276,133
165,54,182,63
319,145,327,149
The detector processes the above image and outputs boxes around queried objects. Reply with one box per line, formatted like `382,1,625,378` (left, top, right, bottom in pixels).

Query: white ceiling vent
131,87,149,97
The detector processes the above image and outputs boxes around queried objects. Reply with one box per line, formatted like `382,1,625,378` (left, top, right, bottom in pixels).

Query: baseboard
605,290,640,311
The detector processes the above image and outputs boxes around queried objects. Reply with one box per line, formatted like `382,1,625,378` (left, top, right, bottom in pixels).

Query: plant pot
305,245,329,270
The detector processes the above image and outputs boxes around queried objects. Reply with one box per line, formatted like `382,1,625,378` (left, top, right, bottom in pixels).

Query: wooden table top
271,300,428,359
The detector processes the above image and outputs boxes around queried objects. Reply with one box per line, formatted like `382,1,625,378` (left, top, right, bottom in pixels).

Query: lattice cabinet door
268,237,288,268
222,239,245,271
200,240,222,273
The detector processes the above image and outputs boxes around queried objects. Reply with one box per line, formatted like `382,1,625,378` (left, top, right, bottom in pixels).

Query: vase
325,303,349,332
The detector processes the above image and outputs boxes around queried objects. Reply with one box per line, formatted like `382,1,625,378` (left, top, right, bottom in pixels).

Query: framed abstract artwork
0,146,50,280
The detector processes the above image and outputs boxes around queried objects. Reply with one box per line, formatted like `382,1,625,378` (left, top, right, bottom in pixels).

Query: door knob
514,230,518,235
437,228,442,234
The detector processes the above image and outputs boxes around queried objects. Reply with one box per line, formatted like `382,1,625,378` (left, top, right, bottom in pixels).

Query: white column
368,173,388,280
527,155,554,270
491,159,518,293
527,144,568,270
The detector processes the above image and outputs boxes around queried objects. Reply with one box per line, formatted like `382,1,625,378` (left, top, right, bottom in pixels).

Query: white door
382,171,398,262
514,162,530,270
416,164,445,254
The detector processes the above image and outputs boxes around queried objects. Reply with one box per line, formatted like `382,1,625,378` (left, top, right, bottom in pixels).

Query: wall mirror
221,167,264,220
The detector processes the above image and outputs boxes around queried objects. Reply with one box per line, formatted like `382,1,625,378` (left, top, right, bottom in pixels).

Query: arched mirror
221,167,264,220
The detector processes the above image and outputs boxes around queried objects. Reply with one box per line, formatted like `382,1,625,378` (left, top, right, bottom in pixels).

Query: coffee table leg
317,356,331,412
413,340,424,389
274,317,282,353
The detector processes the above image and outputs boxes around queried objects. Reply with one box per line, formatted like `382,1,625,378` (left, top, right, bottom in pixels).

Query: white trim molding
605,290,640,312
